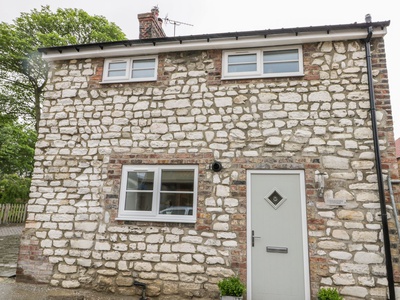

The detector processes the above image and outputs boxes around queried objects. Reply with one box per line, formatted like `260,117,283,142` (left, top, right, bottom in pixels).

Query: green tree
0,5,126,131
0,115,36,204
0,115,37,177
0,174,31,204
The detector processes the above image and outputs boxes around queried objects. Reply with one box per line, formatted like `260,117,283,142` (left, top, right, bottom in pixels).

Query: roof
38,20,390,61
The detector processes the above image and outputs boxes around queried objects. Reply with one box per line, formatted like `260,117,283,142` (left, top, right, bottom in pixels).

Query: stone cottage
17,7,400,300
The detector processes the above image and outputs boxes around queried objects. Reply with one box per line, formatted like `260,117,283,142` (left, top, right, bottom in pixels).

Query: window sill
116,216,196,224
100,78,157,84
222,72,304,80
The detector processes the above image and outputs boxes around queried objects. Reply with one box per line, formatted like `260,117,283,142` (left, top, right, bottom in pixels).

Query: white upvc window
102,56,157,83
117,165,198,223
222,45,303,79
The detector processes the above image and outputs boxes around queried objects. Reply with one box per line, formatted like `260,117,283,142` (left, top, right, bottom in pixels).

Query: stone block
354,252,383,264
70,239,93,249
61,280,80,288
58,263,77,274
116,276,134,287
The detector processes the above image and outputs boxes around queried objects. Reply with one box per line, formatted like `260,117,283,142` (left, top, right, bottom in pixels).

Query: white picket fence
0,203,27,224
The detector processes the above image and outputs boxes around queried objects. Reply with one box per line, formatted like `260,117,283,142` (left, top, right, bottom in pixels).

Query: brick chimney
138,6,166,39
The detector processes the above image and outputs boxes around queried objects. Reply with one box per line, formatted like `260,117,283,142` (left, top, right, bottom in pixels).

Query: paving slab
0,225,24,237
0,224,24,278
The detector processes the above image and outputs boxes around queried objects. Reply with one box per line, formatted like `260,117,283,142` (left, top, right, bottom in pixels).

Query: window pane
108,70,126,77
228,54,257,73
161,170,194,191
159,193,194,215
132,69,155,78
109,62,127,70
108,62,127,77
160,208,187,215
228,63,257,73
126,172,154,190
125,191,153,211
228,54,257,64
132,59,155,69
263,49,299,62
263,61,299,74
131,59,155,79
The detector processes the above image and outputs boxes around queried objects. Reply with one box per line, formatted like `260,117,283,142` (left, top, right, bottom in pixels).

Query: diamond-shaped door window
264,188,287,210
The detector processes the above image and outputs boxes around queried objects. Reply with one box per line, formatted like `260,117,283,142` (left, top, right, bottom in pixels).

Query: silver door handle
252,230,261,247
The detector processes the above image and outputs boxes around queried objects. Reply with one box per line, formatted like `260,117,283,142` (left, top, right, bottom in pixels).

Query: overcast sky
1,0,399,139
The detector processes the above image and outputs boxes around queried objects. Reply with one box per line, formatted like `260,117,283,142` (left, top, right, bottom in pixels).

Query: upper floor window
222,46,303,79
102,56,157,83
117,165,198,223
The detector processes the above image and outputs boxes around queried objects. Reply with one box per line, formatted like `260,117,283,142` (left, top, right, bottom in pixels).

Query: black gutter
38,20,390,54
364,14,395,300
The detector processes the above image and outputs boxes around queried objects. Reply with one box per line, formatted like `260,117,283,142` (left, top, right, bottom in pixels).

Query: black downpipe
133,280,147,300
364,14,396,299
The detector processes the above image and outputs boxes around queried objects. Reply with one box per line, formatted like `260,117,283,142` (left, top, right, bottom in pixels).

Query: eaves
38,21,390,61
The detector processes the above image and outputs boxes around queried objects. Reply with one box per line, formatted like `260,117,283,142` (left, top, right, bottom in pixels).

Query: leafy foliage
318,287,343,300
0,6,126,204
218,276,246,297
0,115,37,177
0,174,31,204
0,5,126,131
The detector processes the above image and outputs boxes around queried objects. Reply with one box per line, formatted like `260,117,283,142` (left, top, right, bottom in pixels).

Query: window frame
102,55,158,83
117,165,198,223
226,51,260,77
222,45,303,79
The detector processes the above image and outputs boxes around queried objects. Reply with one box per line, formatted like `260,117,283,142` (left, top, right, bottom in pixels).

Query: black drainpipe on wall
364,14,396,299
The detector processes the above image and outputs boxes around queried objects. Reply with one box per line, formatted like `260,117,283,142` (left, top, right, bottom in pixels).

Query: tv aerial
163,14,193,36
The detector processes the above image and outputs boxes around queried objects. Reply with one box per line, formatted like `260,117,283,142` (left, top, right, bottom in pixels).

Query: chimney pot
151,6,159,17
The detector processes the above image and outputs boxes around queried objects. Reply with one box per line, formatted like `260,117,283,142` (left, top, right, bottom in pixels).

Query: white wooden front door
247,170,310,299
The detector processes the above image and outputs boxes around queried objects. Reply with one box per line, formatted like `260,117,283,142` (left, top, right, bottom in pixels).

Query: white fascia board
41,28,387,62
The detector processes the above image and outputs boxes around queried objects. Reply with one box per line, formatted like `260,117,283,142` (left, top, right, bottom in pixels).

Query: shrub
218,276,246,297
0,174,31,204
318,287,343,300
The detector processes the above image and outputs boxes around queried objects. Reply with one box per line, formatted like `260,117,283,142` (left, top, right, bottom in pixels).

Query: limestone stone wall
17,38,400,299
